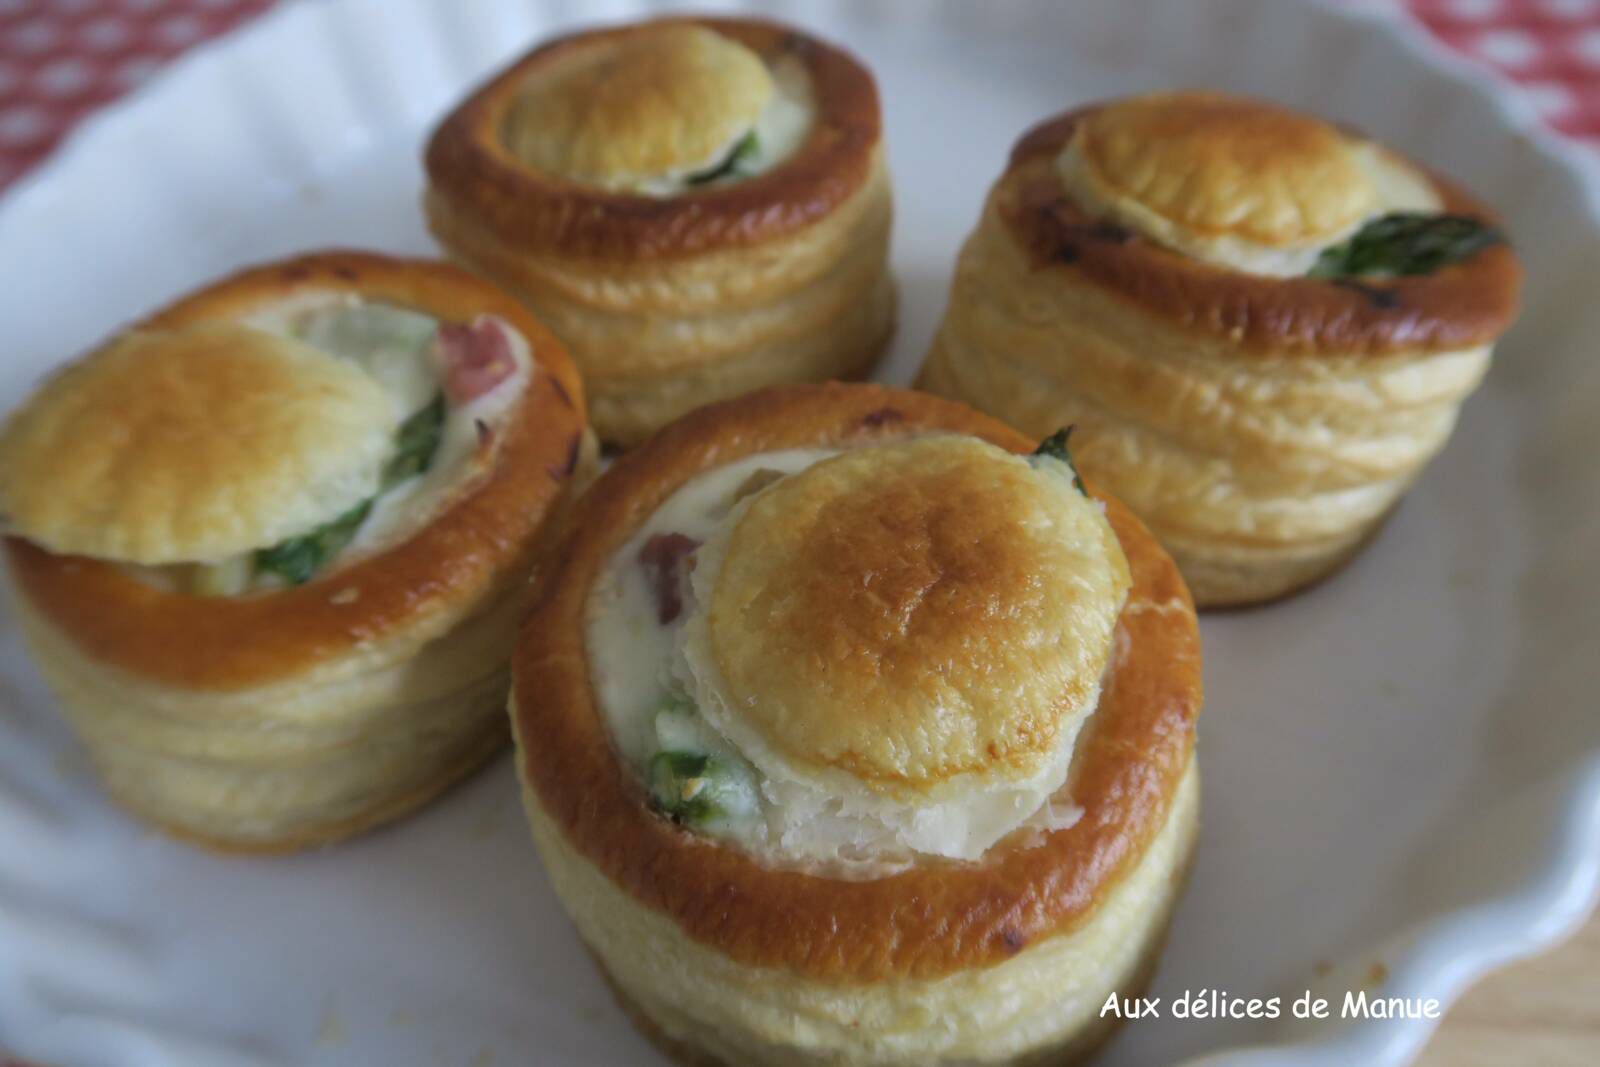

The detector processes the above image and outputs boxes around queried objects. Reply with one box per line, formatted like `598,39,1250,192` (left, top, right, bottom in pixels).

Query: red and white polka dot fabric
1,0,1599,191
1411,0,1600,139
0,0,273,188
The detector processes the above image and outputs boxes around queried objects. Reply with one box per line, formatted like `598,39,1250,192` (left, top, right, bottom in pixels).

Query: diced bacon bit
437,315,517,404
639,532,701,625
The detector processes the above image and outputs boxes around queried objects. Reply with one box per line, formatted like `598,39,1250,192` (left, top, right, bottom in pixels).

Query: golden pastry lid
0,324,397,565
502,22,774,188
1068,90,1379,248
701,434,1129,798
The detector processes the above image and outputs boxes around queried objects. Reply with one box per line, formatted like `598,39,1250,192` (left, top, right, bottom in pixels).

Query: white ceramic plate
2,1,1598,1064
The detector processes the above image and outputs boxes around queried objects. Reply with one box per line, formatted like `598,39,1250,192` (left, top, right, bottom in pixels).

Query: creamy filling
633,56,814,197
134,298,530,595
1056,136,1443,277
588,451,835,776
585,446,1110,878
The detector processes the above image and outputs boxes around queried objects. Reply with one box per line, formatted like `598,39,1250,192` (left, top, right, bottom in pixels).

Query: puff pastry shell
424,16,894,446
1,252,593,852
918,94,1522,606
513,383,1202,1065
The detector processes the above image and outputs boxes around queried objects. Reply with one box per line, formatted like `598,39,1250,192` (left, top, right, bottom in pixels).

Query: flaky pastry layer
14,580,521,850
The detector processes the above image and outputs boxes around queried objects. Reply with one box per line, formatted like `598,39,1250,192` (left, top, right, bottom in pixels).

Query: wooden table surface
1416,907,1600,1065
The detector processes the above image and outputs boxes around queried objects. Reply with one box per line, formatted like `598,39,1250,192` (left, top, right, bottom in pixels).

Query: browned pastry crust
5,251,589,691
513,382,1202,983
424,15,881,261
1004,108,1521,356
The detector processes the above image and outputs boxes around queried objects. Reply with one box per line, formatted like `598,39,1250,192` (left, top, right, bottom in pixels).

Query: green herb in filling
253,498,373,586
1032,427,1088,495
382,391,447,489
252,391,447,586
645,692,761,827
685,131,760,186
1308,212,1503,280
648,750,720,823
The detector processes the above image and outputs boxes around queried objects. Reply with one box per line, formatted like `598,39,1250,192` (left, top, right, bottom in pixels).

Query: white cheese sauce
342,325,530,560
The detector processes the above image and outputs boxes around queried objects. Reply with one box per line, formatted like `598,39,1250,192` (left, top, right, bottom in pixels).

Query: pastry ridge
1004,108,1520,354
425,15,882,260
8,251,590,691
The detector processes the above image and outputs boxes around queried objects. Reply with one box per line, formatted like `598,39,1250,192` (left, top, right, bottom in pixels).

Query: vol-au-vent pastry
918,90,1522,607
424,16,894,447
0,251,594,852
514,383,1203,1066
